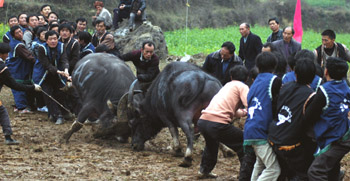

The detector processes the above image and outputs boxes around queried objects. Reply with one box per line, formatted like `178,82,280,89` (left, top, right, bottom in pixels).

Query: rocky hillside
1,0,350,32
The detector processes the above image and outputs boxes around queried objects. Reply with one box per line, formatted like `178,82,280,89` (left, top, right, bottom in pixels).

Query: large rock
114,21,168,60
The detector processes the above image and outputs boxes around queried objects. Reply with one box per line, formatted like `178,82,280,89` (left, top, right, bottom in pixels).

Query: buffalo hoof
132,144,144,151
178,157,192,167
60,133,71,144
174,148,184,157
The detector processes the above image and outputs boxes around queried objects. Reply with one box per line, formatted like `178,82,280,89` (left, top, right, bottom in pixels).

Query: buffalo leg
178,117,194,167
61,104,95,143
168,126,183,157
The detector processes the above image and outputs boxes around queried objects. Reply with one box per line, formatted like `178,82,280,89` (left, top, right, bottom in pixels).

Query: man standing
239,23,263,71
7,26,36,113
273,26,302,62
203,41,243,85
267,17,283,43
2,16,19,43
58,24,80,75
40,4,52,20
23,14,39,52
314,29,350,68
92,19,119,56
120,41,160,92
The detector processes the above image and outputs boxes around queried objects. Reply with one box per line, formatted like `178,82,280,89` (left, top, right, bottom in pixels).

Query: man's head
268,17,280,33
40,4,51,18
36,27,48,42
8,16,19,28
95,19,106,35
262,42,275,52
325,57,348,80
141,41,155,60
18,13,28,27
239,23,250,37
295,49,315,62
37,15,47,26
283,26,294,43
10,25,23,40
76,18,87,32
59,23,73,40
273,52,287,76
295,58,315,85
47,12,58,23
45,30,59,48
0,43,11,60
255,52,277,73
321,29,336,49
229,65,248,82
220,41,235,61
78,31,92,46
26,14,39,28
49,23,59,33
94,1,104,11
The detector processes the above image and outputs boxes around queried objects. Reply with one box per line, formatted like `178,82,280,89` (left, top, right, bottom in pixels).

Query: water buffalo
122,62,222,167
62,53,136,143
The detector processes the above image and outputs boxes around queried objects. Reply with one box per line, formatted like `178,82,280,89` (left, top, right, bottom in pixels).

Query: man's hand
120,4,125,9
57,70,70,78
34,84,42,92
137,10,141,16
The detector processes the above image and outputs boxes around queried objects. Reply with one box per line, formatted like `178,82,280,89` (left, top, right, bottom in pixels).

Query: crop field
165,26,350,56
304,0,349,8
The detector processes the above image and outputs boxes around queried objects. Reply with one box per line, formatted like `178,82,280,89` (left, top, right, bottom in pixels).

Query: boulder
113,21,168,60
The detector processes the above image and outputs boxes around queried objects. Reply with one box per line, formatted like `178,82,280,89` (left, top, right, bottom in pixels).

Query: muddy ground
1,73,350,180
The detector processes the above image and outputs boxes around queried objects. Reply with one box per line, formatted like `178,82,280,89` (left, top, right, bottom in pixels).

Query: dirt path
0,86,349,180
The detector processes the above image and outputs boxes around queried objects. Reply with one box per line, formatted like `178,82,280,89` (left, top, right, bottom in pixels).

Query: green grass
304,0,348,8
165,26,350,56
0,24,9,42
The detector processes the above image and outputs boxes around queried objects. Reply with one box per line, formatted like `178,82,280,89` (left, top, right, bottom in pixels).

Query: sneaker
19,108,33,114
198,171,218,179
5,138,20,145
55,117,64,125
37,106,48,113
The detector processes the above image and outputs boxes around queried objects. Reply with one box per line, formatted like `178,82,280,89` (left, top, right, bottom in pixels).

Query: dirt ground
0,81,350,180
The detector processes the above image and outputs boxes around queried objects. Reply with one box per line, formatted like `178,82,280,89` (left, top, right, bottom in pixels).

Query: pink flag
0,0,4,8
293,0,303,43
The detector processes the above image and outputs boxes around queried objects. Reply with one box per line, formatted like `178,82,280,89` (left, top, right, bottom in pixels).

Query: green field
304,0,349,8
165,26,350,56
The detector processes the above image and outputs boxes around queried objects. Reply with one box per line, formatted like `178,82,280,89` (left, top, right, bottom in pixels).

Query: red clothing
200,80,248,124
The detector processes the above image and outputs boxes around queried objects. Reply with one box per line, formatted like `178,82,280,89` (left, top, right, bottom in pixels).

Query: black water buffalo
124,62,222,167
62,53,136,143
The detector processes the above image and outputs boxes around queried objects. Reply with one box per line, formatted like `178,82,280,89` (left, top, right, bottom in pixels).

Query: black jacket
203,50,243,85
239,32,263,71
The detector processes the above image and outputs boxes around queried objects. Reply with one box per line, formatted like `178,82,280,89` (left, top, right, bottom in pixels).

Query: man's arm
120,50,136,62
238,38,244,60
2,34,10,44
342,44,350,62
15,44,35,63
255,36,263,55
139,0,146,11
68,41,80,72
304,89,326,125
0,64,34,92
271,77,282,118
100,34,115,50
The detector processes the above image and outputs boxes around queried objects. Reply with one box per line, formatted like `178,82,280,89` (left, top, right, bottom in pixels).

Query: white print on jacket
248,97,262,119
277,105,292,126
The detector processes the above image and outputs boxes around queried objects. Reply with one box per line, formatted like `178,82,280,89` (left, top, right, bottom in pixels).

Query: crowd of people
0,1,157,143
200,17,350,180
0,1,350,180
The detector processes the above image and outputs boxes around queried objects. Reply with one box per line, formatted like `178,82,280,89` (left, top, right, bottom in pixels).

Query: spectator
2,16,19,43
202,41,243,85
76,18,87,33
267,17,283,43
91,19,119,56
47,12,58,23
239,23,263,71
128,0,146,31
40,4,52,20
92,1,112,29
78,31,95,59
18,13,28,30
23,14,39,52
112,0,132,30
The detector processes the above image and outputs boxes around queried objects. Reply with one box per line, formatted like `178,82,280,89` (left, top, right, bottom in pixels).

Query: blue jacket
32,42,65,86
244,73,276,144
7,39,32,82
80,43,95,59
314,80,350,150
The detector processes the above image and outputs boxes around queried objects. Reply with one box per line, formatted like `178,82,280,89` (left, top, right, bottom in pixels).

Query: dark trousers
308,138,350,181
197,119,244,174
41,76,67,119
113,8,130,28
0,105,12,136
273,144,311,181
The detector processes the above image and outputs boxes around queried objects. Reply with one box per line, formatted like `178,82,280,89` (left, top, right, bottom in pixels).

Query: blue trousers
11,89,28,110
